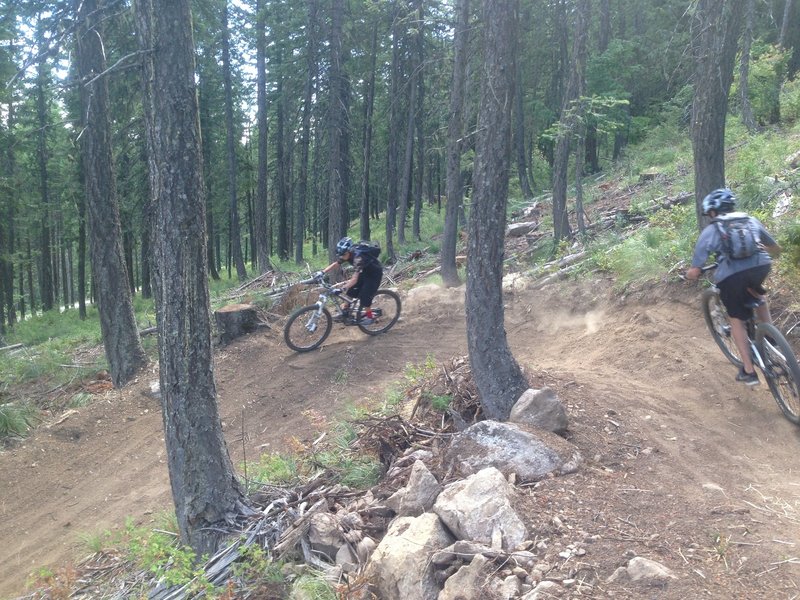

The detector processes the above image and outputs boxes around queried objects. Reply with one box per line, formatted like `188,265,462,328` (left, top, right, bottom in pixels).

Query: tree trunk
739,0,756,132
76,0,147,387
691,0,744,227
3,98,17,326
35,31,54,312
198,70,221,281
779,0,794,49
296,0,318,265
359,15,378,243
255,0,271,273
327,0,350,260
397,62,416,246
214,303,260,344
134,0,249,557
275,61,290,261
222,1,247,280
442,0,470,287
514,61,534,199
412,0,425,242
466,0,528,422
385,2,401,264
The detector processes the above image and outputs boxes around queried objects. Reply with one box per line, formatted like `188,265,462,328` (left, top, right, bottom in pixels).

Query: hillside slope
2,277,800,598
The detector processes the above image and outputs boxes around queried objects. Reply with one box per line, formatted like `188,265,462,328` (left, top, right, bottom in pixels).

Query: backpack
353,240,381,264
713,214,760,260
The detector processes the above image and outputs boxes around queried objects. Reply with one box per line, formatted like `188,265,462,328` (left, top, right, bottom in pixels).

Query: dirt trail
2,278,800,598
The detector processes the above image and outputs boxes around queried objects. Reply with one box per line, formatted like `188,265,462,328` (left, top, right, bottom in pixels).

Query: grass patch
0,401,38,438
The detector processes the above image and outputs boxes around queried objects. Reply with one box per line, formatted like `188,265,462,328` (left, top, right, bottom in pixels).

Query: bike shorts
718,264,771,321
347,268,382,308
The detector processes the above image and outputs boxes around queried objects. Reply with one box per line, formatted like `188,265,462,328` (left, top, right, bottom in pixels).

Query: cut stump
214,303,260,344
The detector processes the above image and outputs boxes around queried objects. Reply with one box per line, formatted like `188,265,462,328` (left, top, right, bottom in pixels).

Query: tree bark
691,0,744,227
255,0,272,273
295,0,318,265
327,0,350,260
35,24,54,312
466,0,528,421
134,0,249,556
359,14,379,243
76,0,147,387
442,0,470,287
739,0,756,132
222,1,247,280
385,2,402,264
779,0,794,49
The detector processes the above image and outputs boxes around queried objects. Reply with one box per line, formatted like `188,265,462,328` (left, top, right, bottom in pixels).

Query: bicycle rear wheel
701,288,744,368
756,323,800,425
357,289,402,335
284,306,332,352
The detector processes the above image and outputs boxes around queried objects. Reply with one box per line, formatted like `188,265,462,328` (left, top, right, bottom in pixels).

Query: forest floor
3,211,800,598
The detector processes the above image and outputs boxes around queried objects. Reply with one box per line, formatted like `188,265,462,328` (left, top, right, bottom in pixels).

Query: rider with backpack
686,188,782,385
317,237,383,324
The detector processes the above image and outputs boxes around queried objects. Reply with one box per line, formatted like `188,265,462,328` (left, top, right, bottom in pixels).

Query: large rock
438,554,491,600
509,388,568,433
386,460,442,516
443,420,581,483
365,513,454,600
433,467,527,551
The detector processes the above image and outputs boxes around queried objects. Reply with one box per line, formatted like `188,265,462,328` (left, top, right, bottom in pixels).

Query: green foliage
122,517,211,590
311,423,382,489
780,76,800,123
725,124,790,206
427,393,452,412
781,220,800,266
291,573,338,599
732,44,789,126
247,452,299,487
0,401,38,438
592,205,695,287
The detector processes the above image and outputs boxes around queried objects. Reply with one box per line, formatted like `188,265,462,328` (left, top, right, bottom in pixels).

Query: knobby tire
284,306,333,352
357,289,402,335
756,323,800,426
701,288,743,368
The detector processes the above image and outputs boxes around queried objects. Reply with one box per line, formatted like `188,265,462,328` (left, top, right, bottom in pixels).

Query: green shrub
0,401,38,438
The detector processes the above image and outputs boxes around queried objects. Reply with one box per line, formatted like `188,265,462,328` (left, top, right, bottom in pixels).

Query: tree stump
214,304,260,345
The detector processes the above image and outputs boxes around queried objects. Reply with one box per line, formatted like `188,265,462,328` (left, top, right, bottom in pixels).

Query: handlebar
701,262,718,272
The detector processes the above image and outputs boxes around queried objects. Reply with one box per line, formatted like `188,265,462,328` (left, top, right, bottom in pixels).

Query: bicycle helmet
702,188,737,215
335,236,354,256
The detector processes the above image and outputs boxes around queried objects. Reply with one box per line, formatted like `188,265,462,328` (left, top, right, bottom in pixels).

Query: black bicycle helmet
335,236,354,256
702,188,736,215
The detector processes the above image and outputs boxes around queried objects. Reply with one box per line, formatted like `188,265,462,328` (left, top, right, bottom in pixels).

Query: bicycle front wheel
284,306,332,352
756,323,800,426
357,289,402,336
701,288,743,368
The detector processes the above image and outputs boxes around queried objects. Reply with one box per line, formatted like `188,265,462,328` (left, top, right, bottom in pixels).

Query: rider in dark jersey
319,237,383,324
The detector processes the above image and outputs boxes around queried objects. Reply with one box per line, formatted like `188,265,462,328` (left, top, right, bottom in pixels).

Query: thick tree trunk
76,0,147,386
385,2,402,264
255,0,271,273
222,1,247,280
466,0,528,422
691,0,744,226
214,304,260,344
442,0,470,287
739,0,756,132
35,43,54,312
779,0,794,49
134,0,249,557
296,0,318,265
327,0,350,260
359,16,378,243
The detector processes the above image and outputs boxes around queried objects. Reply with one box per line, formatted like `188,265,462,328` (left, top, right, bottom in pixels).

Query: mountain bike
283,274,401,352
699,264,800,425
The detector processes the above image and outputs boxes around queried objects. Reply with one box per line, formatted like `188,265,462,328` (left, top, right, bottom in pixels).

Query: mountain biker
685,188,782,385
317,237,383,324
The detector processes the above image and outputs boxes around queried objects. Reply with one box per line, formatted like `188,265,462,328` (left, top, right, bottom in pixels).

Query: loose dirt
2,275,800,599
